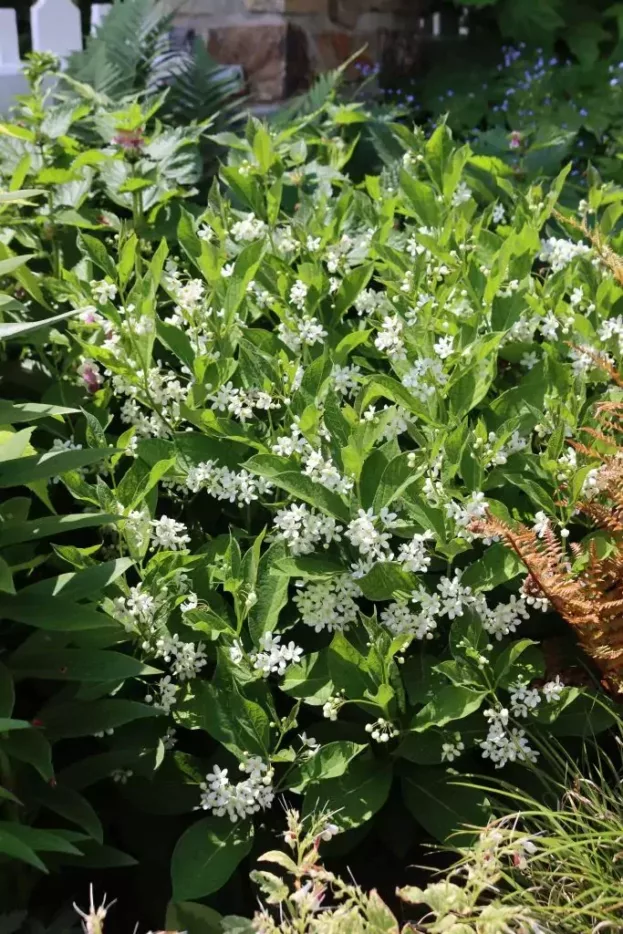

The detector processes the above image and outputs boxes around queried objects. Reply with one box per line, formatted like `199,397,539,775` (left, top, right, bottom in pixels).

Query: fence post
0,9,20,67
31,0,83,58
91,3,112,33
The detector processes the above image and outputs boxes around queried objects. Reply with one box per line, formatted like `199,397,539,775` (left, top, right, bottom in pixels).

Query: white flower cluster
539,237,591,272
445,491,489,541
509,676,564,717
332,363,361,397
302,448,353,495
149,516,190,551
155,633,208,681
473,430,527,467
198,757,274,823
209,382,278,422
402,357,448,402
322,693,345,721
479,707,539,769
345,507,397,564
273,503,342,555
186,459,273,506
441,735,465,762
451,181,472,207
395,531,434,574
230,213,267,242
249,632,303,677
374,315,405,360
294,576,361,632
145,675,179,714
278,317,327,352
90,279,117,304
112,583,158,632
365,718,398,743
381,600,437,640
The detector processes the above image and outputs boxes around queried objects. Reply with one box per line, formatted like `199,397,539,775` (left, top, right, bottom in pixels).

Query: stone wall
168,0,462,103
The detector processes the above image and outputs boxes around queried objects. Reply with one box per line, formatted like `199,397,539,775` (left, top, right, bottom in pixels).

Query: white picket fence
0,0,111,112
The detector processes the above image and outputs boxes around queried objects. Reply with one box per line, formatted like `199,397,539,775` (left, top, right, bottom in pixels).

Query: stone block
207,22,311,102
311,30,378,76
244,0,286,11
286,0,328,12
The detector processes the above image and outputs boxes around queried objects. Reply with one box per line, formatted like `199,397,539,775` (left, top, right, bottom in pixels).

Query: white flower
198,757,274,823
509,679,541,718
302,448,353,495
396,531,434,574
222,263,235,278
520,351,539,370
149,516,190,551
434,335,454,360
532,511,550,538
365,717,398,743
322,695,343,721
90,279,117,304
273,503,342,555
445,491,489,541
145,675,179,714
482,595,529,640
539,237,590,272
441,737,465,762
111,768,133,784
332,363,361,396
230,213,267,242
479,708,539,768
249,632,303,677
294,576,360,632
492,203,505,224
381,600,437,640
451,181,472,206
346,508,393,560
542,675,564,703
374,315,406,360
290,279,308,310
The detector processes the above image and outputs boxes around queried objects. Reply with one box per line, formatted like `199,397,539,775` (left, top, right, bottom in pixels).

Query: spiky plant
66,0,244,130
472,356,623,692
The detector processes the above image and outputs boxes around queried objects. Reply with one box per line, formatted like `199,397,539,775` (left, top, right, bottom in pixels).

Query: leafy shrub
3,85,623,914
65,0,244,130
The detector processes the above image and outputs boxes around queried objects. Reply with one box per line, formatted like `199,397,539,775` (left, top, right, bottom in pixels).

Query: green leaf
0,556,15,595
0,827,47,872
460,543,525,591
248,540,290,642
0,718,32,732
0,447,116,487
166,901,222,934
410,686,485,732
0,822,82,856
402,768,490,844
0,512,116,547
0,661,14,717
171,817,253,901
188,679,270,758
334,263,374,317
29,781,103,842
0,594,115,631
10,649,159,682
0,309,77,340
21,558,133,601
357,563,414,601
304,756,392,831
37,699,161,740
0,401,77,424
78,233,116,279
244,455,350,521
286,741,366,792
2,729,53,780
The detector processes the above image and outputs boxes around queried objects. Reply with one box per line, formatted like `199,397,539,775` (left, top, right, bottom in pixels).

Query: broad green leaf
0,512,116,547
460,543,525,591
2,729,53,780
0,309,77,340
78,233,117,279
29,780,103,842
0,594,116,631
244,455,350,521
402,769,490,844
0,660,14,716
248,540,290,642
0,446,116,487
410,686,485,732
304,756,392,831
20,557,133,600
286,741,367,792
0,717,32,732
37,700,161,740
166,901,223,934
171,817,253,901
0,556,15,595
10,649,159,681
0,827,47,872
0,401,77,424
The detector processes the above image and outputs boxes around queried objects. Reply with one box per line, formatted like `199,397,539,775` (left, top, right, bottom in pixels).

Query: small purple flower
579,108,588,117
78,359,103,394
